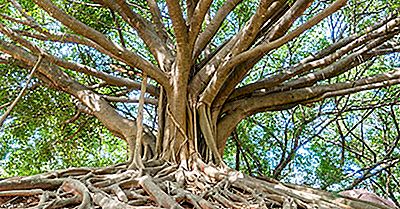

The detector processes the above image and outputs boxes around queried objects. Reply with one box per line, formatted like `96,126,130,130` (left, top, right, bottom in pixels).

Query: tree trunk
1,0,399,208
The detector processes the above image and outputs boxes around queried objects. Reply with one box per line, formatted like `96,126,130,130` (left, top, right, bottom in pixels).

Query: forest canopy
0,0,399,208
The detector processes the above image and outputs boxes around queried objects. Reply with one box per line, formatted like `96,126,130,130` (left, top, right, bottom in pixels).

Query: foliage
0,0,399,207
0,65,125,177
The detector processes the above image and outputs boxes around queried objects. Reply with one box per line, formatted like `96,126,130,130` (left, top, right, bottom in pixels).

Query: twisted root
0,161,392,209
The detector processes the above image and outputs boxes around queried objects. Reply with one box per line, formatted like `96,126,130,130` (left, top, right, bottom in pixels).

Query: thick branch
103,95,157,105
231,18,400,99
223,0,346,75
165,0,189,53
100,0,173,68
218,68,400,149
32,0,169,87
192,0,242,60
0,21,160,97
146,0,170,42
188,0,213,49
211,5,396,122
0,39,155,148
198,0,288,104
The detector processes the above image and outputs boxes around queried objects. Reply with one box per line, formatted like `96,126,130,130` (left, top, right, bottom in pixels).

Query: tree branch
0,54,43,127
165,0,189,52
146,0,170,42
103,95,158,105
0,20,160,97
32,0,170,87
188,0,287,100
223,0,346,76
100,0,173,68
188,0,213,49
217,67,400,152
192,0,242,60
230,17,400,99
223,67,400,118
0,39,156,148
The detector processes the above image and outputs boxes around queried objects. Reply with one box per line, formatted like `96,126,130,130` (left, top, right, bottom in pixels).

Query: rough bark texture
0,0,399,208
0,161,395,209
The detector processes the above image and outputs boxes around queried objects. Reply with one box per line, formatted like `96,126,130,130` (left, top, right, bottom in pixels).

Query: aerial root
0,161,393,209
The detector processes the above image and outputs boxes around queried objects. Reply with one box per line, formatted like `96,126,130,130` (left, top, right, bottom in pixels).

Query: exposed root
0,161,394,209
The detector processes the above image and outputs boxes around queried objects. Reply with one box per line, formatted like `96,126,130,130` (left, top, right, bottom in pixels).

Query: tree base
0,161,392,209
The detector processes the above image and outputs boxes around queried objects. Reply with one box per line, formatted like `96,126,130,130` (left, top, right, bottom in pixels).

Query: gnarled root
0,161,393,209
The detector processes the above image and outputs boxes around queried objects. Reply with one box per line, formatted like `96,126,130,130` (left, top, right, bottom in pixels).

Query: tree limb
32,0,170,87
192,0,242,60
222,0,346,76
0,39,156,148
0,54,43,127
